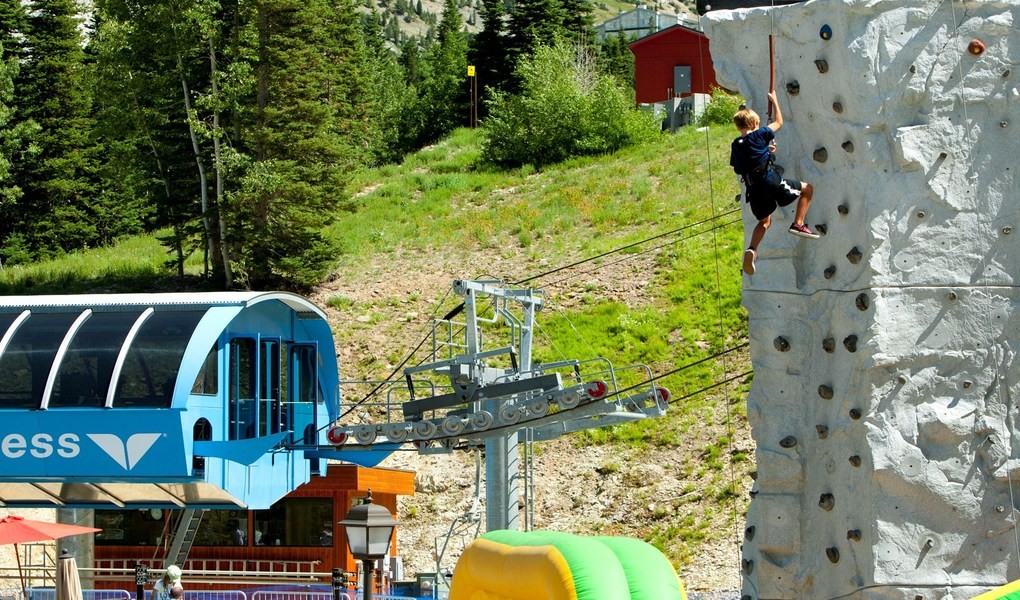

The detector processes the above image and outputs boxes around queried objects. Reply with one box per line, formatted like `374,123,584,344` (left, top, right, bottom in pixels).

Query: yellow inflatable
448,530,687,600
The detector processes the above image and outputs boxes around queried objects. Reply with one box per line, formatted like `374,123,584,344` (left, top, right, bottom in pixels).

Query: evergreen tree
0,40,40,226
505,0,566,84
362,8,413,162
225,0,371,288
560,0,595,43
4,0,103,262
469,0,510,101
600,30,634,88
0,0,28,63
407,0,468,146
400,37,423,86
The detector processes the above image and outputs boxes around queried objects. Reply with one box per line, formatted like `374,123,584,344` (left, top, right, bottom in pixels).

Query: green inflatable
448,530,688,600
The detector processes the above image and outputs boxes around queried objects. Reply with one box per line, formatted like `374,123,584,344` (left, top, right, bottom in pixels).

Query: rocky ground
310,243,751,595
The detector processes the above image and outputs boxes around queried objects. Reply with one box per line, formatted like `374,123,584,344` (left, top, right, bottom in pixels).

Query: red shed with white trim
629,25,719,105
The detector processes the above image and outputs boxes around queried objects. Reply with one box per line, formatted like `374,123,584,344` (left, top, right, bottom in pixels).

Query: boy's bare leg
793,182,814,226
750,214,771,251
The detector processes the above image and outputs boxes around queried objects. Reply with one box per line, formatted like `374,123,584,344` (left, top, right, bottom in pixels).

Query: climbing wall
703,1,1020,598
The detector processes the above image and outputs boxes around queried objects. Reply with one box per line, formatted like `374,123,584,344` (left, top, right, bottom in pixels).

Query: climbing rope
697,3,744,586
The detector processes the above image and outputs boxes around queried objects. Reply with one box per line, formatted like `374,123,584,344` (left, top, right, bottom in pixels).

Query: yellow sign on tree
467,65,476,77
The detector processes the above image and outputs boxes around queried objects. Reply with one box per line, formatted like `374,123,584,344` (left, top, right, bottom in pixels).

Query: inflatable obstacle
448,530,687,600
972,580,1020,600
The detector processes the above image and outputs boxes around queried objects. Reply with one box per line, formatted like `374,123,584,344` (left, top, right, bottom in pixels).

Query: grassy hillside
0,124,752,591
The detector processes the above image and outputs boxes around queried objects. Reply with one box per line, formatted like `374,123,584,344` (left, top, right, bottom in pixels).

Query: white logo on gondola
87,433,161,470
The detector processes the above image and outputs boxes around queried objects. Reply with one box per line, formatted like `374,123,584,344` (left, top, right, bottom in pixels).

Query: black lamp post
338,489,400,600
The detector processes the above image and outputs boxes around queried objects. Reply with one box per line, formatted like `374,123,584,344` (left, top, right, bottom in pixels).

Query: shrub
481,42,661,167
697,86,745,126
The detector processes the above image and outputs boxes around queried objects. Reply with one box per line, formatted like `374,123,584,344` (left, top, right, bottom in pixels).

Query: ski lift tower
329,279,671,533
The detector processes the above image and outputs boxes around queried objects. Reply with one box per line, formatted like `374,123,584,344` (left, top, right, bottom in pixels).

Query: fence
25,589,424,600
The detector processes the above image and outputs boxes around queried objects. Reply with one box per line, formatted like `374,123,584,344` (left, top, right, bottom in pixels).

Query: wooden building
93,464,415,589
629,25,719,106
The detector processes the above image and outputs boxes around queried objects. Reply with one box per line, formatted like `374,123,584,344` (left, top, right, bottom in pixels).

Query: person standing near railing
152,566,182,600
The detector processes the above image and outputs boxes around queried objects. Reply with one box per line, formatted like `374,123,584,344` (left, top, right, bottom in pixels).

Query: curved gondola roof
0,292,337,508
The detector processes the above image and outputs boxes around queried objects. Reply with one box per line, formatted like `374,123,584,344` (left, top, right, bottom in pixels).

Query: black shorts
746,169,803,221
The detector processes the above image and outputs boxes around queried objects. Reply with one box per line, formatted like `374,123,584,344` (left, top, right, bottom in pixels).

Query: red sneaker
789,222,820,239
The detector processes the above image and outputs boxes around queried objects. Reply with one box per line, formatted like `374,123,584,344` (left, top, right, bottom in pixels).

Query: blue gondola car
0,292,340,509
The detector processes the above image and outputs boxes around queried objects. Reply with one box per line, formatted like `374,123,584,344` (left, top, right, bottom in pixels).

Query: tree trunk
208,37,233,288
177,51,214,281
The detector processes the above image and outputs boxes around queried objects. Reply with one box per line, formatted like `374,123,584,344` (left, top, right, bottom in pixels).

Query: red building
629,25,719,105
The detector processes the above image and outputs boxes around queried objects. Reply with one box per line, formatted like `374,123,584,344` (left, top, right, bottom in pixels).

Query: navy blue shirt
730,126,774,176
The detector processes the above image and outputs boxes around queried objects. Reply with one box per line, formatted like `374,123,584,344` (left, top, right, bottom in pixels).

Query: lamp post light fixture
339,489,400,600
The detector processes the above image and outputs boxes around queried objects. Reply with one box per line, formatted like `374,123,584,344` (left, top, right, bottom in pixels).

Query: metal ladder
164,508,206,569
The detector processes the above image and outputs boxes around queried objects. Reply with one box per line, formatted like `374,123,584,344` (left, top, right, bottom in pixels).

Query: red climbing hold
968,39,986,56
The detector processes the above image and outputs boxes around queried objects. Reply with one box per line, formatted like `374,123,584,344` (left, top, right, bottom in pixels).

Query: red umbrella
0,516,100,599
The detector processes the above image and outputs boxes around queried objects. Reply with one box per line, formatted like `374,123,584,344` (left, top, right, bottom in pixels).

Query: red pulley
326,427,347,445
585,380,609,399
968,39,986,56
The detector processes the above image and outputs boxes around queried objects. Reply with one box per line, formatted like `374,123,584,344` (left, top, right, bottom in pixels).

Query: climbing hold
939,151,948,160
837,204,849,215
843,335,858,352
813,147,828,163
742,559,754,575
816,425,829,439
818,384,834,400
819,493,835,511
1002,121,1010,129
841,141,854,153
815,59,829,74
824,266,836,280
849,455,862,467
826,547,840,564
968,39,986,56
820,24,832,40
786,81,800,95
847,247,863,264
774,336,790,352
745,525,755,541
832,101,843,114
1005,69,1012,78
1003,226,1013,235
849,408,862,420
948,291,958,301
897,375,907,385
855,293,869,311
822,337,835,353
815,224,827,236
780,435,798,448
917,211,925,218
847,529,862,541
963,380,973,389
909,65,916,74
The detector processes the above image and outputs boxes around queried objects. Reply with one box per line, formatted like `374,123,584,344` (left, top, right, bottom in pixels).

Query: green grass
0,233,205,294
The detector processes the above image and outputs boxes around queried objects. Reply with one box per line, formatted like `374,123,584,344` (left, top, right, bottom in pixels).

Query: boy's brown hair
733,107,760,131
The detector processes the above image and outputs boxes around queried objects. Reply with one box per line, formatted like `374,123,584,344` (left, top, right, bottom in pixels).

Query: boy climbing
730,90,818,276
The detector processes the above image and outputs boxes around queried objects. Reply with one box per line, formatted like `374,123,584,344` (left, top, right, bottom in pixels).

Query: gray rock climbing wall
703,1,1020,598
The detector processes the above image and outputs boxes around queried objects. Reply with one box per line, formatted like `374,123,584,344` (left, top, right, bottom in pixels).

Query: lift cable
331,203,743,421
